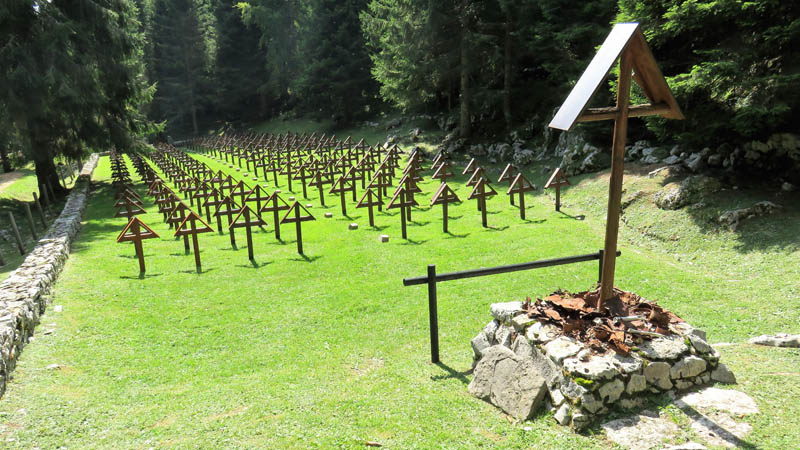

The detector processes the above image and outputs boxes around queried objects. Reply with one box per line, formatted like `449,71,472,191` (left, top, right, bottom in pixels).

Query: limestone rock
571,412,590,430
513,337,562,388
689,411,752,448
711,363,736,384
543,337,582,363
644,361,673,390
602,412,679,450
490,301,523,323
678,387,759,415
654,176,721,211
667,443,707,450
550,388,565,406
670,355,707,379
598,378,625,403
748,333,800,347
675,379,694,390
608,353,644,375
638,335,688,361
627,374,647,395
494,324,513,347
554,403,571,426
562,356,618,381
511,314,536,332
687,334,714,355
580,392,604,414
525,321,559,344
717,201,782,231
471,333,492,359
468,345,547,420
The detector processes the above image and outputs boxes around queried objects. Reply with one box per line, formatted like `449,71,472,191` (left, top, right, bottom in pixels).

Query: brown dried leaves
522,288,683,356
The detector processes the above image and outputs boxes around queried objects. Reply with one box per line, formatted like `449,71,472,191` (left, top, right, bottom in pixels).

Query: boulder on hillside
654,175,722,210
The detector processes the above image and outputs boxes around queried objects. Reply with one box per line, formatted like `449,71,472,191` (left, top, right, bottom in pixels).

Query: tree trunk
459,24,471,139
503,10,513,131
31,140,68,198
0,146,12,173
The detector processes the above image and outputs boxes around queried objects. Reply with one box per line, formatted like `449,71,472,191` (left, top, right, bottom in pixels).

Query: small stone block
379,234,389,243
324,212,333,218
235,168,240,171
243,173,249,177
275,189,281,193
306,203,313,208
349,223,358,230
253,178,259,181
288,196,296,201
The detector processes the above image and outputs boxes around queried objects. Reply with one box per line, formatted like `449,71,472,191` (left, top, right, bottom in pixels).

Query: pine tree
1,0,151,193
294,0,377,124
150,0,215,135
212,0,269,122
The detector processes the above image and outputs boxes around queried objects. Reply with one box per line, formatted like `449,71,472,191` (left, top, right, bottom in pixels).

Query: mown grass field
0,137,797,448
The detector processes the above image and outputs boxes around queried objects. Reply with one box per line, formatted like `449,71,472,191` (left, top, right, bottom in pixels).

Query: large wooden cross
506,173,536,220
116,217,159,274
230,205,267,260
430,182,460,233
281,201,315,254
548,22,683,306
175,211,214,272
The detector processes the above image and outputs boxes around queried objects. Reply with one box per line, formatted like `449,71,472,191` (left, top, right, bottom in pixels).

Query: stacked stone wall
0,153,99,398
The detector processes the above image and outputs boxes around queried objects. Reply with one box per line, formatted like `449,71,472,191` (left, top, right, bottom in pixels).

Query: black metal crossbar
402,249,621,363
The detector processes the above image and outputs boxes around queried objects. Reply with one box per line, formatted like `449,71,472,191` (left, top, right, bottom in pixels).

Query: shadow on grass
290,254,322,263
119,272,162,280
179,267,216,274
558,211,585,221
444,232,469,239
483,225,510,232
236,260,271,269
409,220,430,226
522,218,547,224
431,362,472,385
399,238,428,245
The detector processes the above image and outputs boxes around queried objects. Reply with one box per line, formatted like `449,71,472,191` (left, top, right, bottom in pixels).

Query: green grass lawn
0,148,797,449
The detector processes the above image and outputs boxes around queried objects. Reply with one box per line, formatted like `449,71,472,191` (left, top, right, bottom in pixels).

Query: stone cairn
468,300,736,430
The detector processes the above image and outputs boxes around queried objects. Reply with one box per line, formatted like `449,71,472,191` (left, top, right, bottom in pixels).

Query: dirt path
0,171,25,194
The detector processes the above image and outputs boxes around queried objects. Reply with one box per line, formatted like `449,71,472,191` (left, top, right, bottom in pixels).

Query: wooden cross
116,217,159,274
329,175,355,216
155,190,179,225
202,188,226,232
468,178,498,228
544,167,570,211
498,164,519,206
462,158,477,176
192,182,214,223
294,163,314,199
280,201,316,254
466,167,488,211
548,22,683,305
506,173,537,220
260,191,291,241
230,205,267,260
164,202,196,252
114,195,146,219
214,195,242,248
430,182,461,233
308,169,328,207
244,185,271,215
431,161,455,184
387,185,418,239
395,173,422,221
356,188,383,227
175,211,214,272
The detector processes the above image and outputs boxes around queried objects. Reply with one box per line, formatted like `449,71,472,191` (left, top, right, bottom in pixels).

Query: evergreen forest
2,0,800,189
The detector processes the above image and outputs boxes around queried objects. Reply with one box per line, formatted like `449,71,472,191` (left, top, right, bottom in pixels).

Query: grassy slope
0,128,797,448
1,163,79,281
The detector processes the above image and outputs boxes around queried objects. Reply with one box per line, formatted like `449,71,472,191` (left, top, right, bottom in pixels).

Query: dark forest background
3,0,800,189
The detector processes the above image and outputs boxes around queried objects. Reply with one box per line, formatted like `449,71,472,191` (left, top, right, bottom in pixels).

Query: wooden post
7,212,25,255
24,203,37,240
40,184,52,214
33,193,46,227
599,50,632,307
47,182,56,204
